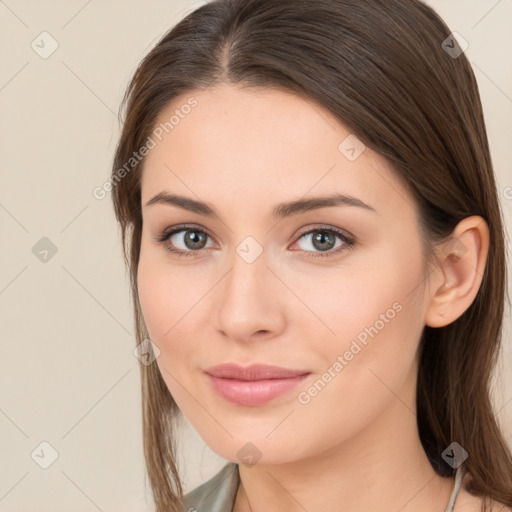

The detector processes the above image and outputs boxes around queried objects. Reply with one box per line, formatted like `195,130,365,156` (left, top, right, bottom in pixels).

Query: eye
290,225,355,258
155,224,356,259
155,225,215,257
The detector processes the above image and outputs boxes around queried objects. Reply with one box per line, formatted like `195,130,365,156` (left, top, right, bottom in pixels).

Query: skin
137,83,491,511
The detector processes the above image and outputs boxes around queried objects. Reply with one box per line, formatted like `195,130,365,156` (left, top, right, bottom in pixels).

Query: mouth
204,363,311,406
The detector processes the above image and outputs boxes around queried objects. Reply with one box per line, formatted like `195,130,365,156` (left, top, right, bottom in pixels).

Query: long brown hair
110,1,512,510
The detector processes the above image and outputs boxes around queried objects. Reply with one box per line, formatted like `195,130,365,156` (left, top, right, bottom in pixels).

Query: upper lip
205,363,310,381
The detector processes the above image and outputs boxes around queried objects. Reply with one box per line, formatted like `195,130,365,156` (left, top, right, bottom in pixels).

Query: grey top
182,462,467,512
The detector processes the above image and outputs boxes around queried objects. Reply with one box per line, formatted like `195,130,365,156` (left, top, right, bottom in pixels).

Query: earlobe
424,216,489,328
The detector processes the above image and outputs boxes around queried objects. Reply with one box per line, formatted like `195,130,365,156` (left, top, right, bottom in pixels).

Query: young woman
110,0,512,510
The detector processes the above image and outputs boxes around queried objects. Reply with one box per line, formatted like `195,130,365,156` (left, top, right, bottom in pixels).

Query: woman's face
138,83,432,465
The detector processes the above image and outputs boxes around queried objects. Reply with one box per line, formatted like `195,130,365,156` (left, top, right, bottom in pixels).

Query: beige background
0,0,510,510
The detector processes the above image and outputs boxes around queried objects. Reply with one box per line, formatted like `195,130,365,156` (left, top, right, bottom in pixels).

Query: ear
424,215,490,328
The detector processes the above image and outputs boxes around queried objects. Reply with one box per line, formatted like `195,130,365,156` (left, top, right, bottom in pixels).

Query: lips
204,363,310,380
204,363,311,406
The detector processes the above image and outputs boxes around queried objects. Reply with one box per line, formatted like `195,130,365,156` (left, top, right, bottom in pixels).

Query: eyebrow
144,192,377,219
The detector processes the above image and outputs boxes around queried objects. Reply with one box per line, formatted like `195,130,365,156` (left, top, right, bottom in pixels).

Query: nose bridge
224,239,267,307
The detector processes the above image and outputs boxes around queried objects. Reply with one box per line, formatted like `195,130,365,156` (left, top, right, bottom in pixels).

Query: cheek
299,278,420,395
136,249,208,373
289,241,425,392
280,241,423,351
137,258,169,340
300,244,425,405
137,257,200,405
137,243,198,341
289,274,424,454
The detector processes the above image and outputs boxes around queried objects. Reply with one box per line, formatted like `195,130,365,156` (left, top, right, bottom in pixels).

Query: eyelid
294,224,354,242
155,223,214,241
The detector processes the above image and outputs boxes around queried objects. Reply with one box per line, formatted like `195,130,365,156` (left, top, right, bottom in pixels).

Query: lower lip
206,373,310,406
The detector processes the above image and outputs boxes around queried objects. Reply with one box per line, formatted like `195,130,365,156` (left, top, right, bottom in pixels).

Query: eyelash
155,224,356,259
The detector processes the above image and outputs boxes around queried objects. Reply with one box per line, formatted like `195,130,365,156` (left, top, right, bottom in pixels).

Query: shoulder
182,462,240,512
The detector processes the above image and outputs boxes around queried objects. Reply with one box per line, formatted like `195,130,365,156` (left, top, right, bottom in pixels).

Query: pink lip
204,363,311,406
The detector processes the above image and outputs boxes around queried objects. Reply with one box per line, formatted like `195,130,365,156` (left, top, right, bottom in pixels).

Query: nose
214,249,286,343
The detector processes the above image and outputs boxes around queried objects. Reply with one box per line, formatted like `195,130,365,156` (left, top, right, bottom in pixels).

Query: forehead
140,83,414,222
